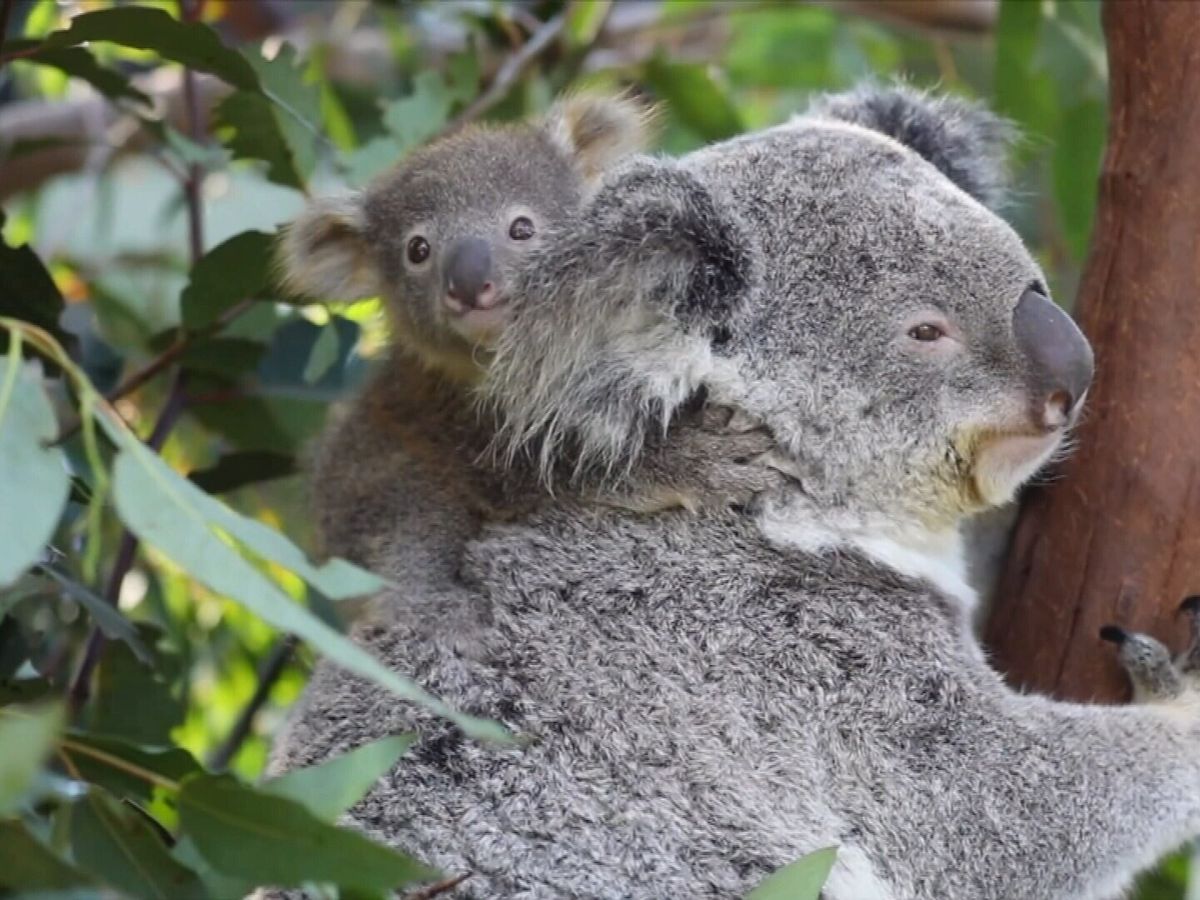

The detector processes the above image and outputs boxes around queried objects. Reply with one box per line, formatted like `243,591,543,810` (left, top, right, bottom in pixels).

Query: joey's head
277,92,653,382
483,86,1092,531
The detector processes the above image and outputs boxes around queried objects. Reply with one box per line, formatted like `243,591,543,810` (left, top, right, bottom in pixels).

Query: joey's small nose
444,236,497,310
1013,287,1094,429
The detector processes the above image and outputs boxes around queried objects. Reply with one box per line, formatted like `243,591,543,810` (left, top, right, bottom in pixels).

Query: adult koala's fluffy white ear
485,157,760,482
808,84,1017,211
276,194,381,301
543,91,658,181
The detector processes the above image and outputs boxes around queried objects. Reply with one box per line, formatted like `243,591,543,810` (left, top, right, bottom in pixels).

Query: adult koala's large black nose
444,236,497,310
1013,287,1094,429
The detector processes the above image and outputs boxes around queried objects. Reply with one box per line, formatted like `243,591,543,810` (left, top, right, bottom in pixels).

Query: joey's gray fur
277,93,660,607
271,86,1198,900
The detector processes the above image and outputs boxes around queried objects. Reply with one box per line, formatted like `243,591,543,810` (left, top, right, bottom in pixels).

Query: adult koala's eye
908,323,945,342
509,216,536,241
407,236,431,265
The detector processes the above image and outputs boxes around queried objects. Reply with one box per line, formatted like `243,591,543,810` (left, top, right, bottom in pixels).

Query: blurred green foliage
0,0,1186,897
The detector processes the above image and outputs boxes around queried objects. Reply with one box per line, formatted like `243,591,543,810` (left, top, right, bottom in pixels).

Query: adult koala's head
486,85,1093,532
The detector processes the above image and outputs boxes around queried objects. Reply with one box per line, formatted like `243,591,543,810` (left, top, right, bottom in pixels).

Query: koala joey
277,93,654,595
271,85,1200,900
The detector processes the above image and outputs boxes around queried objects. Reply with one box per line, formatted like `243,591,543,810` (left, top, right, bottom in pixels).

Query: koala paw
1101,596,1200,704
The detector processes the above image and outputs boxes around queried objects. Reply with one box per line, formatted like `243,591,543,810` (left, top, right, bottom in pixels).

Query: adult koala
272,86,1200,900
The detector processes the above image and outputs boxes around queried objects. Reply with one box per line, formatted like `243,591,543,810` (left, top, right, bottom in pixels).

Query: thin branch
208,634,299,771
442,12,567,136
54,297,255,445
405,873,472,900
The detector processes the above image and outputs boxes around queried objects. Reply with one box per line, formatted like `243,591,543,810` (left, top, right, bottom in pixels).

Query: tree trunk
985,0,1200,703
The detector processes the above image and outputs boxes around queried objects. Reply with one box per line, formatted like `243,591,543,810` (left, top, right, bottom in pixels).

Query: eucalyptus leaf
188,451,297,495
381,71,453,153
178,774,438,892
60,733,201,806
303,324,341,385
39,6,259,90
180,231,274,331
71,788,207,900
0,230,70,356
103,426,507,742
0,820,96,895
88,641,183,746
9,42,152,106
216,44,323,191
644,57,743,141
0,357,71,588
35,564,151,663
0,702,64,817
172,835,258,900
262,733,416,821
746,847,838,900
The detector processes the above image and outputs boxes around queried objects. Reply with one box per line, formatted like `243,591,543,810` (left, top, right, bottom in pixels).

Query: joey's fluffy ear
543,91,657,180
276,194,381,300
484,158,760,484
809,84,1017,211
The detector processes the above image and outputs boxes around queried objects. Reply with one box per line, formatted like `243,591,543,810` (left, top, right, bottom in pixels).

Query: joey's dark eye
908,323,944,342
407,236,430,265
509,216,535,241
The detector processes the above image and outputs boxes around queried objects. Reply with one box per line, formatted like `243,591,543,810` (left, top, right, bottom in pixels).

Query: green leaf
0,702,64,817
162,125,232,172
11,43,152,106
0,356,71,587
39,6,259,90
72,788,207,900
178,774,438,891
724,7,837,90
60,733,201,806
188,451,297,495
262,733,416,821
36,564,151,663
0,228,70,355
343,136,404,188
303,324,341,384
247,44,323,185
88,641,183,746
216,45,322,190
1052,99,1106,260
643,57,743,141
994,0,1054,139
104,425,508,743
746,847,838,900
0,819,96,895
566,1,612,47
172,836,257,900
190,395,328,455
180,336,266,376
381,71,454,153
179,231,274,331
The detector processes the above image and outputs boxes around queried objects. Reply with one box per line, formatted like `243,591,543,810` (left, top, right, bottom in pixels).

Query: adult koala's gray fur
270,86,1200,900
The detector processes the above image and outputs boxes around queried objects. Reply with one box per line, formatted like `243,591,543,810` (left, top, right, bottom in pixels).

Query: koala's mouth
446,300,510,345
965,427,1068,509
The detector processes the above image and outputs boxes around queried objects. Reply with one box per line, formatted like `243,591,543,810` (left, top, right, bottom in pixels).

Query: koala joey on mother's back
274,85,1200,900
276,93,659,597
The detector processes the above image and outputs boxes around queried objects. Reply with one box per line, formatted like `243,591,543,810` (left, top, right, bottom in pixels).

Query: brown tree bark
985,0,1200,703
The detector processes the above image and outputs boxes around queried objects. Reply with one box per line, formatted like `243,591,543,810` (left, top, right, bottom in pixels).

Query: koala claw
1102,625,1184,703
